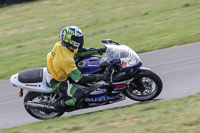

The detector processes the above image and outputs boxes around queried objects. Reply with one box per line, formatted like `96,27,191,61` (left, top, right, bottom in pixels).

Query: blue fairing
76,56,142,74
76,56,142,106
118,62,142,73
85,83,126,104
76,56,102,74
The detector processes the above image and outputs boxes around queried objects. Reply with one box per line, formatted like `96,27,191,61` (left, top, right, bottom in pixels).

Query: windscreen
102,44,130,63
101,44,142,67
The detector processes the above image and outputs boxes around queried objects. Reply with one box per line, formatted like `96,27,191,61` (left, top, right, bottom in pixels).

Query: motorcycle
10,39,163,120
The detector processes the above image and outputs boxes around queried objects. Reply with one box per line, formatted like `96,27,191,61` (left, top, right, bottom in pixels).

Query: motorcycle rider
47,26,108,110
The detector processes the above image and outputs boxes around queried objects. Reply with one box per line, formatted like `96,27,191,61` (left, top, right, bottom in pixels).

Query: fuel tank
76,56,102,74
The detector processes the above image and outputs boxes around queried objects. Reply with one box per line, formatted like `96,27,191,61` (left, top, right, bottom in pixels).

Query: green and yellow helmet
60,26,84,49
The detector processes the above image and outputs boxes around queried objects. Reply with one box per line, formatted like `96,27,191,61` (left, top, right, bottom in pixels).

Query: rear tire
125,69,163,101
24,92,64,120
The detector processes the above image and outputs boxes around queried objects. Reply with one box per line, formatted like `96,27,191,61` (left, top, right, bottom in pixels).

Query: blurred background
1,1,200,132
0,0,200,80
0,0,34,5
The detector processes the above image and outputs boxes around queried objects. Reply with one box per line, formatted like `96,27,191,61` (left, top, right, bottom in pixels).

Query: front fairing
101,44,142,71
76,44,142,74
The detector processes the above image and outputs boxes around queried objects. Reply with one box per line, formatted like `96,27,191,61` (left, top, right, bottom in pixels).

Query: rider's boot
53,99,67,112
75,98,85,108
65,89,85,108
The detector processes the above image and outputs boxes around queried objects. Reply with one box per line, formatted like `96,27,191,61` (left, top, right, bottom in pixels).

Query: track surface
1,42,200,129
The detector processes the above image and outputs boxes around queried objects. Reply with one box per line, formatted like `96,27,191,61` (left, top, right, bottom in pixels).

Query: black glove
95,67,111,82
97,47,107,55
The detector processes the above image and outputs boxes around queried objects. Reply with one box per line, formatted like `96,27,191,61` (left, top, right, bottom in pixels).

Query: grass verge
0,0,200,79
1,93,200,133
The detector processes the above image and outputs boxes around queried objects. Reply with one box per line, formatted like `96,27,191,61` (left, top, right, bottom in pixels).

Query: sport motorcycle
10,39,163,119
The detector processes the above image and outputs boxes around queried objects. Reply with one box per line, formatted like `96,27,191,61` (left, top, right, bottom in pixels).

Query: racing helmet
60,26,84,49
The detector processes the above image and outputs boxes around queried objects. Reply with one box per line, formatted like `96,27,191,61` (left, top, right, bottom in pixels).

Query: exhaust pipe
25,101,59,112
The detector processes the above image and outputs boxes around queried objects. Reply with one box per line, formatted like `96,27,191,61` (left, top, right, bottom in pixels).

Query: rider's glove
95,67,111,82
97,47,107,55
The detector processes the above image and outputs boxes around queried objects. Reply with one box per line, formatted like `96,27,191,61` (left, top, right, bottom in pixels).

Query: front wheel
125,69,163,101
24,92,64,120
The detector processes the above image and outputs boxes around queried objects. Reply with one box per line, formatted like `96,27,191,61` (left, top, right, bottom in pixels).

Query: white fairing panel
10,68,54,93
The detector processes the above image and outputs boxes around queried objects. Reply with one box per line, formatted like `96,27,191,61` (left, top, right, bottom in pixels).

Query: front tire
125,69,163,101
24,92,64,120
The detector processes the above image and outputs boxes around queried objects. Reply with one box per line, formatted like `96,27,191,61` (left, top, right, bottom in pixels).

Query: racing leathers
47,41,106,108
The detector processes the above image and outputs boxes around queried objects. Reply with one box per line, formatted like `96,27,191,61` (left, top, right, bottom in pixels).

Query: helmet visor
71,35,84,48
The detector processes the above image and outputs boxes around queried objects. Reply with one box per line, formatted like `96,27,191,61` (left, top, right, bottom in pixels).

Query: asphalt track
0,42,200,129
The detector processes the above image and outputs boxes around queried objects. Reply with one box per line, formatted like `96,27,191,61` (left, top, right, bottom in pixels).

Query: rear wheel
125,70,162,101
24,92,64,120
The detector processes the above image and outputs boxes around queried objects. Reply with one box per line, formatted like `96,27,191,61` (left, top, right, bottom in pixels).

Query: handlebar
109,60,120,66
100,60,120,69
101,39,120,45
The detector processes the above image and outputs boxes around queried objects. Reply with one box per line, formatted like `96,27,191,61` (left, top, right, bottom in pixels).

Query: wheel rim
127,77,158,100
26,95,61,119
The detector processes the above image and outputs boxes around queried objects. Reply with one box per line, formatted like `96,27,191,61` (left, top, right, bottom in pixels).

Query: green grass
1,0,200,79
2,93,200,133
